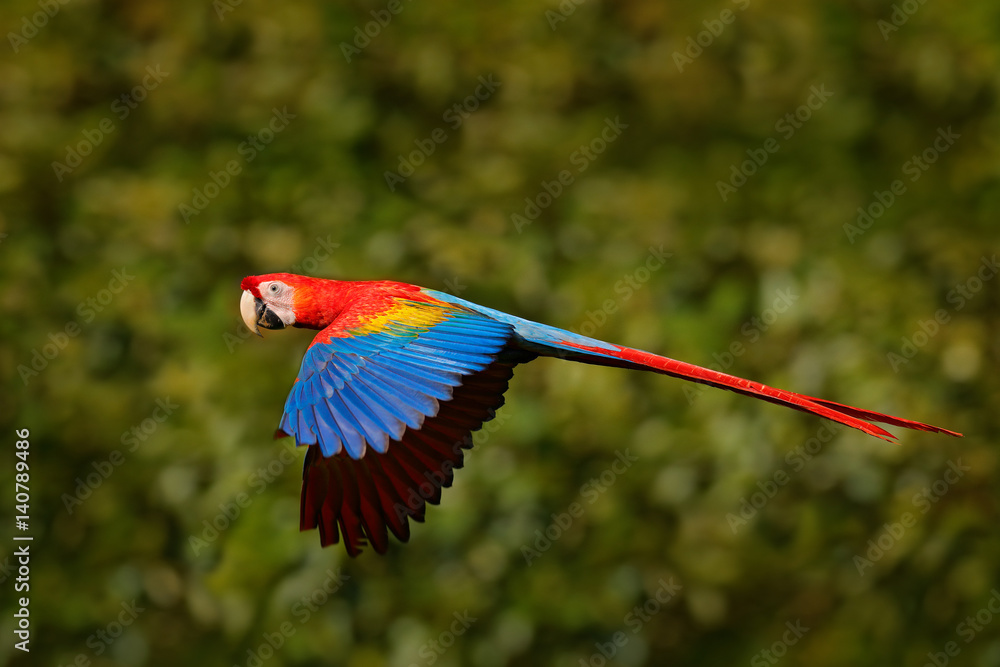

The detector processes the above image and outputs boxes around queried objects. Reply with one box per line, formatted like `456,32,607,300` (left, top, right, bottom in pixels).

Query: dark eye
269,284,279,293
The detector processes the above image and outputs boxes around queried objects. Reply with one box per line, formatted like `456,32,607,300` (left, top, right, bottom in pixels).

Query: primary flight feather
240,273,961,556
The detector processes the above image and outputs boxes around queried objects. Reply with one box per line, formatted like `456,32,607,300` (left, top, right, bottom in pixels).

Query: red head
240,273,346,334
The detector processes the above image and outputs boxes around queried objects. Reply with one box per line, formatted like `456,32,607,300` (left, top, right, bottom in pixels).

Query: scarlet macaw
240,273,961,556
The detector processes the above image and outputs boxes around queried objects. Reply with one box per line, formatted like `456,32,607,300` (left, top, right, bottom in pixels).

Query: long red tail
555,342,962,442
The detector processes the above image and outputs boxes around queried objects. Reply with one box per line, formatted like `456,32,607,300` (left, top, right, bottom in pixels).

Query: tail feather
546,341,962,441
422,289,960,439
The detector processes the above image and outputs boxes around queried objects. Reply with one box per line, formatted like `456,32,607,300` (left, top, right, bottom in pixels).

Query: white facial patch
258,281,297,327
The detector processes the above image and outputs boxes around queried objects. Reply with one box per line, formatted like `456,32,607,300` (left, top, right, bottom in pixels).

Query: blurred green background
1,0,998,665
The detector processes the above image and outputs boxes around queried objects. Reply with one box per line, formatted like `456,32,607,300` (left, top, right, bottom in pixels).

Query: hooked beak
241,290,286,336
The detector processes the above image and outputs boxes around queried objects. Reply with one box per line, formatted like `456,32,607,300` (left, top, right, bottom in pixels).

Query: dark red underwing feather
298,357,519,555
299,462,328,531
371,452,427,522
335,463,364,556
351,460,389,554
365,458,410,540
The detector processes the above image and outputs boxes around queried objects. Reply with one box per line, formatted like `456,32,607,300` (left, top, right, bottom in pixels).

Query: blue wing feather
388,346,489,372
360,360,445,412
368,353,461,395
312,402,344,457
323,391,368,458
280,299,514,459
295,410,316,445
338,382,397,451
351,373,425,430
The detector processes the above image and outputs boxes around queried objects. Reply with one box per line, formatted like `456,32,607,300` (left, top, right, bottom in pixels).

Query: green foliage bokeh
1,1,998,666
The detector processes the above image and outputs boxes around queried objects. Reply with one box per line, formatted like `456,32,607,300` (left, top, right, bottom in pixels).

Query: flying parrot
240,273,961,556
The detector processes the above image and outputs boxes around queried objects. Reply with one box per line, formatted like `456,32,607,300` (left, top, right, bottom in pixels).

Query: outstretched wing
279,297,514,457
299,354,524,556
278,295,525,555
